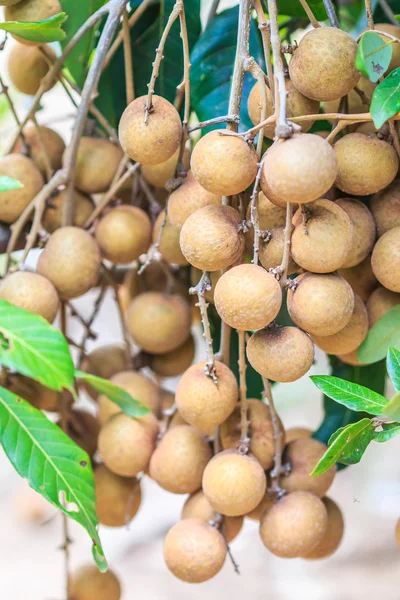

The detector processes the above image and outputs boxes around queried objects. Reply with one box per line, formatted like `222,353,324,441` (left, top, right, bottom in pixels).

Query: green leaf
75,370,151,417
373,421,400,442
358,304,400,364
310,375,388,415
0,299,74,392
356,31,393,82
277,0,327,20
0,13,67,43
0,176,23,192
370,66,400,128
383,391,400,421
0,387,106,571
387,346,400,392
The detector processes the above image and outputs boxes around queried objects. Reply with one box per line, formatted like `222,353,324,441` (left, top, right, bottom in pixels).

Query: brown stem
77,285,108,366
389,120,400,159
249,154,269,265
267,0,291,138
238,329,249,452
253,0,275,101
188,115,240,132
60,302,71,598
298,0,321,27
122,8,135,104
365,0,375,29
262,377,284,496
277,201,293,287
178,0,191,164
227,0,252,132
138,206,168,275
189,272,218,382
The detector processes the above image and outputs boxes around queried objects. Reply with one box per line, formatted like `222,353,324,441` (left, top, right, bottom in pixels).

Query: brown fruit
0,154,44,224
7,374,59,411
305,497,344,559
287,272,355,336
37,227,100,299
73,137,123,194
5,0,61,28
334,133,398,196
260,491,328,558
168,171,221,230
214,264,282,330
95,206,151,264
281,438,336,497
370,180,400,237
190,267,221,304
202,450,266,516
117,267,142,314
336,198,376,268
69,565,121,600
246,491,275,521
0,1,23,5
247,326,314,383
285,427,313,444
61,409,100,458
190,130,258,196
245,192,287,256
119,95,182,165
338,255,378,302
337,348,366,366
153,210,188,265
261,134,337,206
164,519,226,583
289,27,359,101
396,518,400,549
13,124,65,175
126,292,191,354
0,271,59,322
149,425,212,494
180,204,245,271
367,286,400,327
95,464,141,527
80,344,130,401
323,76,376,116
291,199,354,273
141,147,179,187
176,360,238,434
182,490,243,542
43,189,93,233
375,24,400,71
371,226,400,292
259,227,299,274
312,293,369,355
151,334,195,377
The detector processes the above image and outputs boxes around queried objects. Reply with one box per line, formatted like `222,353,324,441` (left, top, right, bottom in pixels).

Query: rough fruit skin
261,134,337,205
5,0,61,23
375,24,400,72
312,293,368,355
338,255,377,302
289,27,359,101
149,425,212,494
80,344,130,401
191,130,258,196
246,491,275,521
119,95,182,165
37,227,101,300
247,326,314,383
95,206,151,264
291,199,354,273
141,147,179,187
0,1,23,5
73,137,123,194
260,491,328,558
371,227,400,292
336,198,376,268
176,360,238,434
95,465,141,527
0,271,59,322
370,180,400,237
126,292,191,354
151,334,195,377
13,124,65,175
214,264,282,331
281,438,337,497
69,565,121,600
285,427,312,444
0,154,44,224
287,272,355,336
367,286,400,327
305,497,344,559
259,226,298,274
43,189,93,233
168,171,221,229
181,490,243,542
337,348,366,366
164,519,226,583
153,210,188,266
180,204,245,271
202,450,266,516
323,76,375,115
334,133,398,196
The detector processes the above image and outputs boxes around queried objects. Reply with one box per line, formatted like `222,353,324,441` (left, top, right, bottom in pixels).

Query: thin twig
78,284,108,366
298,0,321,27
378,0,399,26
206,0,221,27
253,0,274,101
365,0,375,29
188,115,240,132
249,154,270,265
276,201,293,288
0,75,28,151
189,272,218,382
322,0,340,27
262,377,284,497
122,8,135,104
389,120,400,159
238,329,249,453
178,0,191,165
227,0,252,132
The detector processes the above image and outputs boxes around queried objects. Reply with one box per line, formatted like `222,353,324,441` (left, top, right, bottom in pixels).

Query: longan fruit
214,264,282,331
0,1,23,5
396,518,400,549
7,374,59,411
323,76,375,116
37,227,101,299
95,206,151,264
43,189,93,233
168,171,221,230
119,95,182,165
61,408,100,458
141,147,179,187
259,227,299,274
287,272,355,336
367,286,400,327
285,427,313,444
335,198,376,268
371,226,400,292
220,399,284,470
247,326,314,383
261,134,337,206
246,491,275,521
0,154,44,224
182,490,243,542
375,24,400,71
289,27,359,101
151,334,195,378
338,255,378,302
153,210,188,265
180,204,244,271
291,199,353,273
69,565,121,600
334,133,398,196
94,464,141,527
190,130,258,196
126,292,191,354
176,360,238,434
80,344,130,401
281,438,336,497
117,267,142,314
73,137,123,194
337,349,366,366
13,124,65,175
202,450,266,516
370,180,400,237
190,267,221,304
164,519,226,583
98,412,158,477
0,271,59,322
305,497,344,559
245,192,287,255
260,491,328,558
5,0,61,28
149,425,212,494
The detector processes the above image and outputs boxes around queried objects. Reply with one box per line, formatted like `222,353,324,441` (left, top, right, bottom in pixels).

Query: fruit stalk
227,0,252,132
178,0,191,163
262,377,284,495
238,329,249,451
252,0,275,101
190,272,218,382
122,8,135,104
322,0,340,28
298,0,321,28
267,0,291,138
365,0,375,29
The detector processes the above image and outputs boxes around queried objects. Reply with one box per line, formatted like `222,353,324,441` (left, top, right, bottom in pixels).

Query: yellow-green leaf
0,13,67,44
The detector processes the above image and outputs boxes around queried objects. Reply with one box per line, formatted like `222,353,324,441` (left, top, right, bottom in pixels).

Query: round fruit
8,375,59,411
261,134,337,205
0,154,44,224
338,255,377,302
291,199,354,273
337,349,366,366
370,180,400,237
246,491,275,521
281,438,337,497
0,1,23,5
245,192,287,255
371,226,400,292
153,210,188,265
180,204,245,271
151,334,195,377
168,171,221,229
323,76,376,116
119,95,182,165
176,360,238,434
367,286,400,326
214,264,282,331
43,189,93,233
396,518,400,549
289,27,359,101
190,130,258,196
259,226,299,274
285,427,312,444
164,519,226,583
73,137,123,194
334,133,398,196
305,497,344,559
5,0,61,29
141,147,179,187
95,464,141,527
247,326,314,382
61,409,100,458
13,124,65,175
80,344,130,401
335,198,376,268
375,24,400,71
37,227,101,299
202,450,266,516
95,206,151,264
0,271,59,322
69,565,121,600
182,490,243,542
260,491,328,558
126,292,191,354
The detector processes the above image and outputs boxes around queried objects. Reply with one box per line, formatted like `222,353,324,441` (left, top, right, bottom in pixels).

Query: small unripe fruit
141,147,179,187
43,189,93,233
338,255,378,302
0,154,44,224
259,227,299,274
367,286,400,327
370,180,400,237
151,334,195,377
371,226,400,292
153,210,188,266
13,124,65,175
95,206,151,264
95,464,141,527
305,497,344,559
0,271,59,322
246,491,275,521
281,438,336,497
182,490,243,542
69,565,121,600
80,344,130,401
336,198,376,268
285,427,312,444
168,171,221,229
73,137,123,194
8,43,55,94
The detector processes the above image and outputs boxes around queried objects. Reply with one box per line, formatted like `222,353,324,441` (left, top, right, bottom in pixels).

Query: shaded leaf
370,66,400,128
0,13,67,43
373,421,400,442
387,346,400,392
0,176,23,192
358,304,400,364
383,391,400,421
277,0,327,20
310,375,387,415
356,31,392,82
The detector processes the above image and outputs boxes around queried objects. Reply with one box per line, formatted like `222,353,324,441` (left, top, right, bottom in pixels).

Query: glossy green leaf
75,370,151,417
0,13,67,43
0,299,74,392
358,304,400,364
370,67,400,128
356,31,392,82
387,346,400,392
0,176,23,192
0,387,106,571
373,421,400,442
310,375,388,415
383,391,400,421
277,0,327,20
